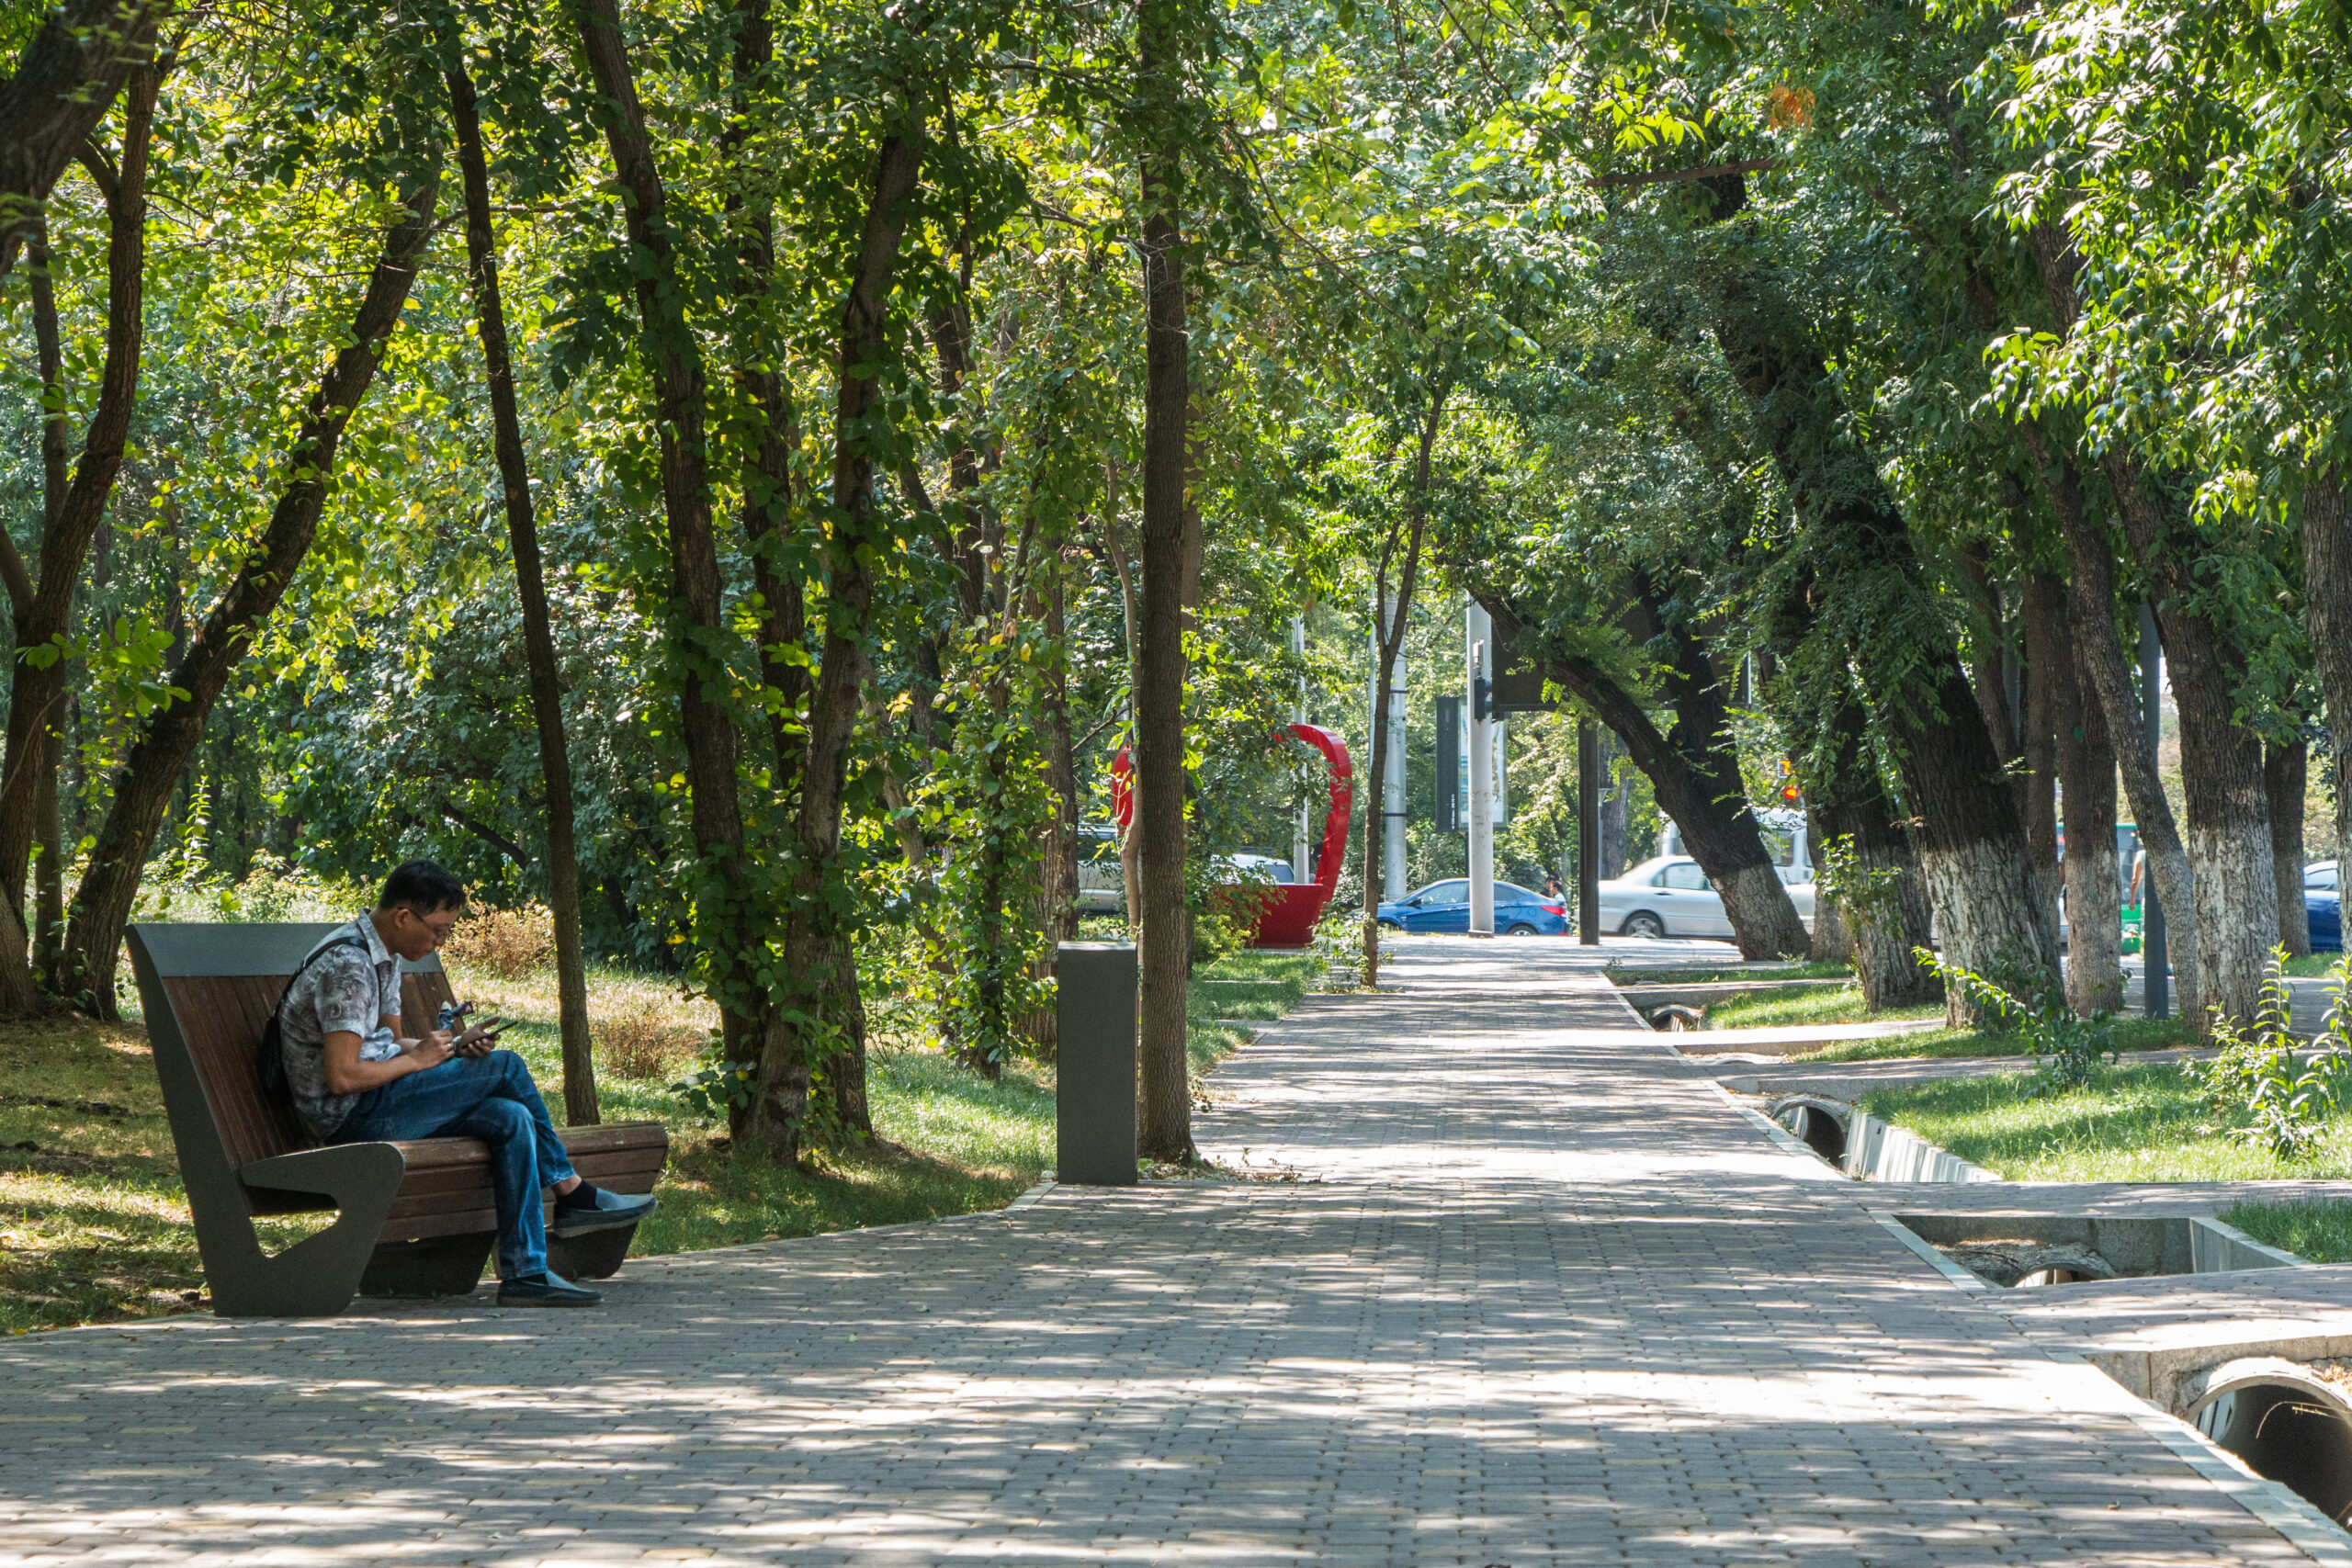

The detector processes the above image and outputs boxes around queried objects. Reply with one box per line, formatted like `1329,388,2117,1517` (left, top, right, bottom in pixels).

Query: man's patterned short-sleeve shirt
277,915,403,1138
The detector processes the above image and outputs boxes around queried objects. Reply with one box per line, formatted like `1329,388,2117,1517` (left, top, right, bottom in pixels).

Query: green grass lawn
1609,961,1854,987
1702,984,1942,1031
0,944,1314,1334
2221,1199,2352,1262
1860,1061,2352,1182
1798,1014,2196,1064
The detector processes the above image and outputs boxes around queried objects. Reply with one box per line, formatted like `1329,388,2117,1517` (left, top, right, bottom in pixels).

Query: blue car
1376,878,1569,935
2306,861,2342,953
2312,893,2341,953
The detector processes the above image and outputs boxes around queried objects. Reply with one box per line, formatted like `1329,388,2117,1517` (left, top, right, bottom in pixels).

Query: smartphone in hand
455,1017,509,1057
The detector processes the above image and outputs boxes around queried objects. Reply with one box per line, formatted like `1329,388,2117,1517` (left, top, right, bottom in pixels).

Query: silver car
1599,854,1816,940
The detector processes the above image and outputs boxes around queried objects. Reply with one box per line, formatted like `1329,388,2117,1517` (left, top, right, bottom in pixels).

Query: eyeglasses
404,909,461,947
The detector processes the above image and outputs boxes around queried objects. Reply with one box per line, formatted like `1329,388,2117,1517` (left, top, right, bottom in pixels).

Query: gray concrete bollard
1055,942,1137,1186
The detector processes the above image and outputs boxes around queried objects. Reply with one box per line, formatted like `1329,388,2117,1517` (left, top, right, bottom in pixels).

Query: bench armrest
241,1142,407,1207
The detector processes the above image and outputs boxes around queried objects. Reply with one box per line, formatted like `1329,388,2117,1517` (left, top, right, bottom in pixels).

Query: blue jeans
333,1050,577,1281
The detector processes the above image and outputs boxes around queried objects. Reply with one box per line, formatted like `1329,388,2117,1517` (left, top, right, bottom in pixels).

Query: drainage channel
1736,1089,2352,1543
2193,1360,2352,1527
1869,1206,2346,1538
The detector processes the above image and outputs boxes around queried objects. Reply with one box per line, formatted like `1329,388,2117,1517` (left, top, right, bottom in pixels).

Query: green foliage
922,617,1060,1074
1815,833,1904,941
2196,952,2352,1159
1912,946,2118,1091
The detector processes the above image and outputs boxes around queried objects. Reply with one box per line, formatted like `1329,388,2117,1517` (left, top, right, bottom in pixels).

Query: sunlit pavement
0,938,2341,1564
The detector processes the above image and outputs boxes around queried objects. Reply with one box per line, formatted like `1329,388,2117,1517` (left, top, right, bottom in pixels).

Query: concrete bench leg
361,1233,497,1298
209,1144,409,1316
548,1223,639,1281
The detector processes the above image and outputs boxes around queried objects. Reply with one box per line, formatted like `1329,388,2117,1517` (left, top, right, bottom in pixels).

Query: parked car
1599,854,1817,939
1659,808,1814,886
1075,832,1299,919
2309,860,2341,952
1077,825,1125,916
1221,852,1297,885
1375,878,1569,935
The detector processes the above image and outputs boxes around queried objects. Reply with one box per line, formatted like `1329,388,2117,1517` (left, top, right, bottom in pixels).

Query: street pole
1578,718,1600,945
1466,600,1495,935
1291,614,1310,883
2139,604,2169,1018
1381,601,1408,902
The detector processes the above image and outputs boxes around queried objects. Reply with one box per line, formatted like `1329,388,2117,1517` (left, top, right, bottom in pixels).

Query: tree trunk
725,0,866,1141
33,722,59,984
575,0,789,1143
2029,574,2125,1012
2022,227,2264,1024
447,60,596,1124
2019,592,2060,941
744,125,922,1156
2018,422,2201,1020
1806,687,1940,1011
59,145,440,1013
0,68,155,1001
0,0,164,288
17,223,62,992
2267,739,2311,961
2108,456,2276,1025
2013,578,2060,948
1136,0,1194,1161
1625,576,1813,959
2305,478,2352,916
1706,220,2052,1016
1478,592,1812,960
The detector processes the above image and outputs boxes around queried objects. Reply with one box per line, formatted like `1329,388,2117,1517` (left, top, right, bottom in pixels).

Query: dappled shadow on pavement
0,938,2329,1564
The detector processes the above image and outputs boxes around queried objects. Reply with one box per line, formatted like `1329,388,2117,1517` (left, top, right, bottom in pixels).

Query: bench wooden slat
164,974,311,1177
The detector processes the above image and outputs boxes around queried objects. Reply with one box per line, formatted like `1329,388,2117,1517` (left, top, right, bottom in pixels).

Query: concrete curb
1844,1110,2002,1183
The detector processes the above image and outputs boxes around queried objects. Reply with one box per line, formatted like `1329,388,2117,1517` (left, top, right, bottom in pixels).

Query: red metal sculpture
1110,724,1353,949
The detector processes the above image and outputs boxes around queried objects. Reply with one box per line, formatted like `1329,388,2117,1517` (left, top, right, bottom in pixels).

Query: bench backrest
128,923,453,1174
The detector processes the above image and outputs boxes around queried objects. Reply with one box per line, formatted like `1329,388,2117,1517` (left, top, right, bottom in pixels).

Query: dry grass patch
442,904,555,979
592,998,706,1081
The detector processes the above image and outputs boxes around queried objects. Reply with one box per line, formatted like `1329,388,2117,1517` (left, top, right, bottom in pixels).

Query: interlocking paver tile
0,939,2346,1562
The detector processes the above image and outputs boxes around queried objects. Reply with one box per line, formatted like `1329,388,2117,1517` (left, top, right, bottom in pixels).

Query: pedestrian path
0,941,2344,1563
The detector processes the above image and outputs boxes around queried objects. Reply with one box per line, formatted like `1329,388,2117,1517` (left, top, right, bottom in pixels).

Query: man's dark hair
379,860,466,917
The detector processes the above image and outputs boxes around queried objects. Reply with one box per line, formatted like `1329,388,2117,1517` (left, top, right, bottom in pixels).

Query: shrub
2198,951,2351,1159
593,998,704,1081
442,904,555,979
1914,945,2116,1090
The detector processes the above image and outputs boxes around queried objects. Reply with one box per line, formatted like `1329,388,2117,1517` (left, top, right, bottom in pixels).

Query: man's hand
452,1016,508,1058
403,1031,458,1071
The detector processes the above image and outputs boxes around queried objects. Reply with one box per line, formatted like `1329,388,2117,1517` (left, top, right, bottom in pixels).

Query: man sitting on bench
277,860,655,1307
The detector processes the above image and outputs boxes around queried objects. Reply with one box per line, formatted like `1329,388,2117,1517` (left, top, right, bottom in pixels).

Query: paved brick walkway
0,941,2341,1564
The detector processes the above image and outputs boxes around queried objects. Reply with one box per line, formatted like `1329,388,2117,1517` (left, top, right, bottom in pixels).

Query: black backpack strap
258,928,374,1105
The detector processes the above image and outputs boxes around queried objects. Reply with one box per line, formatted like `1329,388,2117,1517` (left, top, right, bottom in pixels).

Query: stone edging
1843,1110,2002,1183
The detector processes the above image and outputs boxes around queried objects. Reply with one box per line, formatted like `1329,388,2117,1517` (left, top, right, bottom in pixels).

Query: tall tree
1132,0,1193,1163
446,58,596,1123
61,134,444,1010
1359,391,1440,987
573,0,780,1137
0,62,157,1008
743,118,924,1155
1702,186,2056,1016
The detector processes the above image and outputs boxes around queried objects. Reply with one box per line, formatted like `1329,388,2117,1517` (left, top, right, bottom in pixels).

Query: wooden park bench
127,922,667,1316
